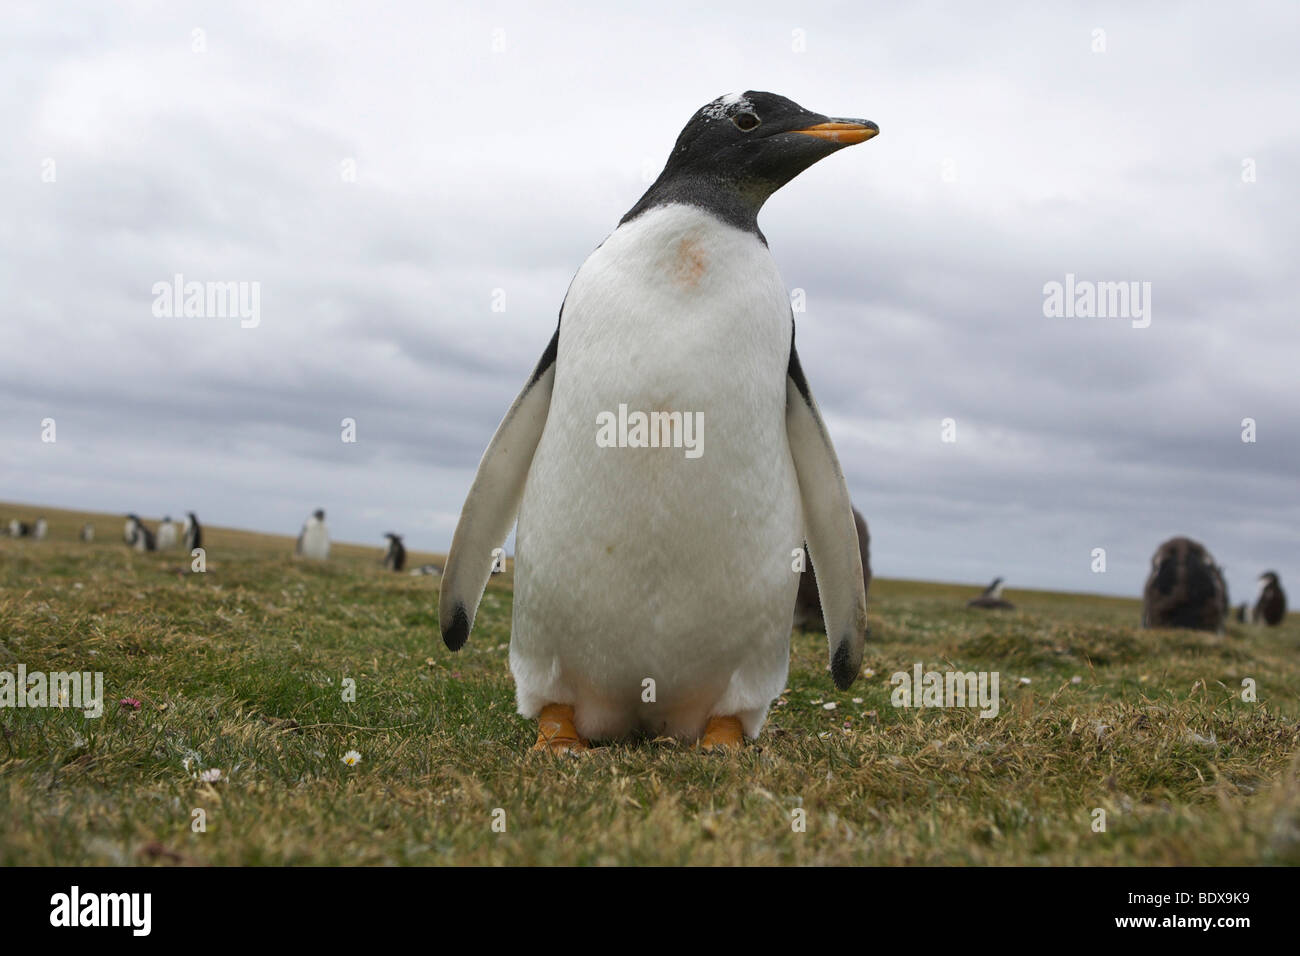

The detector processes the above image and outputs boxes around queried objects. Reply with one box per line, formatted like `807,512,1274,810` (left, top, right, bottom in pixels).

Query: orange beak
793,121,879,145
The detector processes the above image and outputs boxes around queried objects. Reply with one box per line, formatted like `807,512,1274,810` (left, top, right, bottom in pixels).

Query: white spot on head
700,92,753,120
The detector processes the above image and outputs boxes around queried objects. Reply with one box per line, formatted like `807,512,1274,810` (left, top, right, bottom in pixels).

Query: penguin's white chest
156,522,177,550
512,203,802,740
300,520,330,560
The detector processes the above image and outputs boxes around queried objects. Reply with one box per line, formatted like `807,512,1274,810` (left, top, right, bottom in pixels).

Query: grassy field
2,502,1297,865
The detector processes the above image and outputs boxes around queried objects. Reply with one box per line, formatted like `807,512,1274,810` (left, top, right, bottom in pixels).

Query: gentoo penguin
440,92,877,752
8,519,29,538
124,514,156,552
794,506,872,631
383,532,407,572
296,509,330,560
1141,536,1227,633
1249,571,1287,626
183,512,203,552
967,577,1015,610
32,517,48,540
156,515,178,551
80,522,94,543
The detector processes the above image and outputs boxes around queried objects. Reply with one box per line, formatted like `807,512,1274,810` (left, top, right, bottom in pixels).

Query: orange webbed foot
699,715,745,752
531,703,590,754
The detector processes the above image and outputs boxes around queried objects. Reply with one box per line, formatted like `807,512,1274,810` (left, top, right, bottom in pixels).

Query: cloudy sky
2,1,1296,597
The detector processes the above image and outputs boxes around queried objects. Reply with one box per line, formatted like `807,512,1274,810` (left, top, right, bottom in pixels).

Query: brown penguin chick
1141,536,1227,633
1252,571,1287,626
1210,563,1229,625
967,577,1015,610
793,507,871,632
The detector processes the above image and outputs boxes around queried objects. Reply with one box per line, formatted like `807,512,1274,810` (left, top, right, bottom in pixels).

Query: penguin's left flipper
438,328,559,651
785,342,869,690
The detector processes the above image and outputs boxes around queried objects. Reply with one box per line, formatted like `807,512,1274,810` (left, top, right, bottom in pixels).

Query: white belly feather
512,204,802,740
299,521,330,560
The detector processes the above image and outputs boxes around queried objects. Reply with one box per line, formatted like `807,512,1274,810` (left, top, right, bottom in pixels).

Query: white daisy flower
342,750,362,767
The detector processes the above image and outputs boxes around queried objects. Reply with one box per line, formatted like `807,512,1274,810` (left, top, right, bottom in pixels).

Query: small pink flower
119,698,141,711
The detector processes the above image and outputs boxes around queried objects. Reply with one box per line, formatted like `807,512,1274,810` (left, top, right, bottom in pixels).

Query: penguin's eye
732,112,760,131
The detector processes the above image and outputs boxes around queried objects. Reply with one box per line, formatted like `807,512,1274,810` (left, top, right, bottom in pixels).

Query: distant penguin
1141,537,1227,633
968,577,1015,610
156,516,178,551
124,514,156,552
296,509,330,560
134,516,157,552
439,91,878,751
794,507,872,631
383,533,407,572
1250,571,1287,626
410,563,443,577
80,522,95,543
9,519,30,538
32,517,48,540
183,512,203,552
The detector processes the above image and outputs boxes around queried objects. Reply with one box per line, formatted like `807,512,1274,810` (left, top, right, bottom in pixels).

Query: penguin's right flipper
785,340,869,690
438,328,559,651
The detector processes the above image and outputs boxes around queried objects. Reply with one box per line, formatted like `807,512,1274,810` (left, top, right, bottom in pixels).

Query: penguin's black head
623,91,877,235
1261,571,1280,585
669,91,877,183
314,509,325,521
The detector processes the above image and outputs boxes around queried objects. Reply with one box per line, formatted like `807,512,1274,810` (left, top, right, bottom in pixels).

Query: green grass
2,502,1298,865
